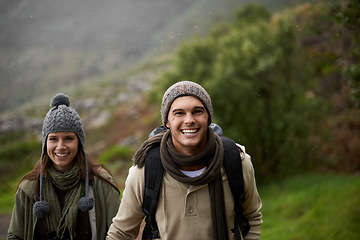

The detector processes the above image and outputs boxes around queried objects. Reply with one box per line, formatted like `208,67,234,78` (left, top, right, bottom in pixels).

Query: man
107,81,262,240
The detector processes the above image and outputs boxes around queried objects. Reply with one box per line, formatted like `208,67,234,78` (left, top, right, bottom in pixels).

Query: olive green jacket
7,168,120,240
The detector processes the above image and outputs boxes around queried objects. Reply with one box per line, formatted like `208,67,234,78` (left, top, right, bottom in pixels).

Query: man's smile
181,129,199,135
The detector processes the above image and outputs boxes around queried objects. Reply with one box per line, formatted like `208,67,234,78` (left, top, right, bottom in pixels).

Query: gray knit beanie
41,93,85,154
33,93,94,218
161,81,213,126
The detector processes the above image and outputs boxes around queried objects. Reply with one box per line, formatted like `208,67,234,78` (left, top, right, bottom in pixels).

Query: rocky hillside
0,0,241,114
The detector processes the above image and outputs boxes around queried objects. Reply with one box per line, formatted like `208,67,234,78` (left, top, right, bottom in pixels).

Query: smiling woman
46,132,79,173
7,93,121,240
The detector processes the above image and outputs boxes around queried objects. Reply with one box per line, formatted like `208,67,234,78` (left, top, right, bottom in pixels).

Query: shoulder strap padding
220,136,250,238
142,145,163,240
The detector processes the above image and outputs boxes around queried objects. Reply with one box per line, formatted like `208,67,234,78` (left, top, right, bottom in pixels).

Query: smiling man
107,81,262,240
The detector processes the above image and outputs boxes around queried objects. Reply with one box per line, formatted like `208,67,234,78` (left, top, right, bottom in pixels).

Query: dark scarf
42,166,84,240
133,127,229,239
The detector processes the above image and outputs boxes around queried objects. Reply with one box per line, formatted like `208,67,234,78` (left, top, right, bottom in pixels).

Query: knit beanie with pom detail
33,93,94,218
161,81,213,127
41,93,85,154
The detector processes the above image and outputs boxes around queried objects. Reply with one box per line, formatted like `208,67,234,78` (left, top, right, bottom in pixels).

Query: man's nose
184,113,195,124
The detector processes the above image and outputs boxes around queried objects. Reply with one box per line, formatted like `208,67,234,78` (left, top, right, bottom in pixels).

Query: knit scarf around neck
133,127,229,239
43,165,84,240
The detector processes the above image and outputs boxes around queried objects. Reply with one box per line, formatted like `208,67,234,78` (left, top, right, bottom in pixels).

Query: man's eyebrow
172,108,184,113
171,106,205,112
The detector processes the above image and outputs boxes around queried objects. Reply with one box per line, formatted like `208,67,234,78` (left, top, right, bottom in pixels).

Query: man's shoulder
223,140,254,175
126,165,145,184
129,165,145,177
234,143,255,178
235,143,251,161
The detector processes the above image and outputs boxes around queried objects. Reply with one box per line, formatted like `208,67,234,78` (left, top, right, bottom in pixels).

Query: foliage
0,140,40,161
336,0,360,107
0,133,40,214
98,145,132,165
260,174,360,239
150,3,327,182
234,3,271,24
97,145,133,186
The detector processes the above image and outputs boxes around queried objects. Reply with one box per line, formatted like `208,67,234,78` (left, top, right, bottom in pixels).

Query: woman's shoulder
93,166,118,187
18,179,37,196
95,166,113,180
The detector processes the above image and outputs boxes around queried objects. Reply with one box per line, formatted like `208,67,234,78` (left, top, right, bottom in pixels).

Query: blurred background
1,0,359,239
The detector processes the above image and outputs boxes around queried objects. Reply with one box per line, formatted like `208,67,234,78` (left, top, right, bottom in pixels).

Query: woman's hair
18,142,119,194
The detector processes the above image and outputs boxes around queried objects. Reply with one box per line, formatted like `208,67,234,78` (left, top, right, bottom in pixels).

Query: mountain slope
0,0,305,114
0,0,239,114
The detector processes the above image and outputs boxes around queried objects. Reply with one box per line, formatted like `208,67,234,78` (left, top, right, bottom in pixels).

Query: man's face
166,96,209,156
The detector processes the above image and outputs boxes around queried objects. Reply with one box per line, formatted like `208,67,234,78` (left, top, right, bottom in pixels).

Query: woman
7,93,121,240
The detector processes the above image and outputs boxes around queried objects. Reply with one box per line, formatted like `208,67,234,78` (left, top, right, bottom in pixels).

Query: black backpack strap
221,136,250,239
141,136,249,240
142,145,163,240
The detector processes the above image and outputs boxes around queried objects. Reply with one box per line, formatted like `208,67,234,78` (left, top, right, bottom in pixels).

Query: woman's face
46,131,79,173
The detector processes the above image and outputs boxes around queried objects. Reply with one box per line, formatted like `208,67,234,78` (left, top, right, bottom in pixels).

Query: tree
151,4,326,182
337,0,360,107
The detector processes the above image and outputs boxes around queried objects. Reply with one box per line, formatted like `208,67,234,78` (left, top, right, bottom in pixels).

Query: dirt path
0,214,10,240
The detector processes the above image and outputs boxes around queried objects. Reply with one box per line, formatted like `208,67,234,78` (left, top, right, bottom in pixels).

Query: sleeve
104,177,122,232
7,188,27,240
237,144,263,240
101,169,122,227
93,169,121,239
106,166,146,240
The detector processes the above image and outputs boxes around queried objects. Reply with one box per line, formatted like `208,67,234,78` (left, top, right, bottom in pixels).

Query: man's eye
174,112,184,116
48,138,57,141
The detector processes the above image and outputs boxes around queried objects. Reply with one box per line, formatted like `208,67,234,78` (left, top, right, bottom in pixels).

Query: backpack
142,135,250,240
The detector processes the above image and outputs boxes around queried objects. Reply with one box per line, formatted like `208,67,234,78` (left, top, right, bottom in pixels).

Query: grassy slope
3,172,359,240
260,174,360,239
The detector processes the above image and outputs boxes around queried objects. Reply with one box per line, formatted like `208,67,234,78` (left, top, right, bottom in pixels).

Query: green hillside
260,174,360,239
